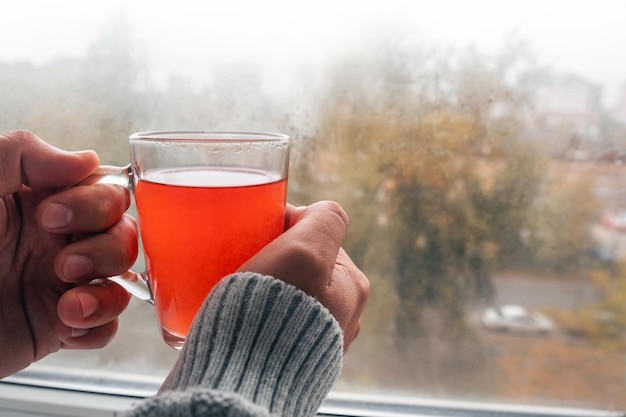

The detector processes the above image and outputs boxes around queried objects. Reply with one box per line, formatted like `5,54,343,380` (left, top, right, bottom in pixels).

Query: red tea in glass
135,167,287,341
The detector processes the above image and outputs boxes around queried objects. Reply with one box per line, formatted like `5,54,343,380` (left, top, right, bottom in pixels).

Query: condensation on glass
1,0,626,414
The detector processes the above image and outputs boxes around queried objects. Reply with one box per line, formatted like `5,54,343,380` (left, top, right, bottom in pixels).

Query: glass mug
82,131,290,349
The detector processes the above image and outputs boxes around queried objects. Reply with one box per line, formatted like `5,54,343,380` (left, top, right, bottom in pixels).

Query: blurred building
531,73,603,160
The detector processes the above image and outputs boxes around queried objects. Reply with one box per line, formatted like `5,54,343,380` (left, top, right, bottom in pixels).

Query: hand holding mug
239,201,370,351
0,130,136,378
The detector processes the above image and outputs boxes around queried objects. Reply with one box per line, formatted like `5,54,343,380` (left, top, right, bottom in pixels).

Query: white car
482,304,555,335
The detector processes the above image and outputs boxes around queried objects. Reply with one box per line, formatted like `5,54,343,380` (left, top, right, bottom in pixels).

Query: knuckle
110,216,139,271
6,130,37,142
337,250,370,302
0,131,32,192
319,200,350,230
3,130,38,147
96,185,129,224
356,270,370,301
288,240,328,278
123,213,139,235
85,322,117,350
305,201,350,245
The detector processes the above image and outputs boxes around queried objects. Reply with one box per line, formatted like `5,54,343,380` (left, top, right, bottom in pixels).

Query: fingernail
71,328,90,338
63,255,93,280
76,292,99,318
41,203,71,229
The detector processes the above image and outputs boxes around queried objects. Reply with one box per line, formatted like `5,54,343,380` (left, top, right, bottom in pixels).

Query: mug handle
78,164,135,190
78,165,153,305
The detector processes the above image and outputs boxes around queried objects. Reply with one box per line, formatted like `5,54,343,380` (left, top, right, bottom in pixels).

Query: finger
239,201,349,291
37,184,131,233
56,319,120,350
57,280,131,330
54,214,139,283
282,201,350,283
331,248,370,350
283,201,348,231
283,203,300,229
0,130,99,197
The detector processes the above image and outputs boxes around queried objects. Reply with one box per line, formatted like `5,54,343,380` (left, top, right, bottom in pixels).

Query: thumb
0,130,99,197
238,201,349,291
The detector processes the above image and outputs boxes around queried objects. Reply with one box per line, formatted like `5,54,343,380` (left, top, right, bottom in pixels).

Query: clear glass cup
83,131,290,349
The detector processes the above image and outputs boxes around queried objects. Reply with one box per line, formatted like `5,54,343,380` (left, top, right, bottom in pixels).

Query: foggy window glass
2,0,626,412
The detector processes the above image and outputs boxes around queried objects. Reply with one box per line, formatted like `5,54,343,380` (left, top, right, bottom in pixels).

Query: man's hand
239,201,370,351
0,131,137,378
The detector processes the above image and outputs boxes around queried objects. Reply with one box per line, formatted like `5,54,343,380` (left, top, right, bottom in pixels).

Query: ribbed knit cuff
157,272,343,416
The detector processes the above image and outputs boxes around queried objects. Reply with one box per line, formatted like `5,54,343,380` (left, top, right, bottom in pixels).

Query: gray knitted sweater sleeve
119,272,344,417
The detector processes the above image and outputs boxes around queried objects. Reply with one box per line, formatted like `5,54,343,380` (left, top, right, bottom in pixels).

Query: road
490,272,601,311
482,222,626,313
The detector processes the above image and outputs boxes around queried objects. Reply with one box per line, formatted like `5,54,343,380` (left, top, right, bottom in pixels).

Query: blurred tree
551,265,626,344
308,40,547,345
528,167,597,271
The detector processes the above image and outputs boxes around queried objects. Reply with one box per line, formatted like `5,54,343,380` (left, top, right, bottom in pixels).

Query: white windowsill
0,383,138,417
1,366,624,417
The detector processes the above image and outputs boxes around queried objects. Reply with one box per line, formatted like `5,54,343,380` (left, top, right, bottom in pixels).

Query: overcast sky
2,0,625,104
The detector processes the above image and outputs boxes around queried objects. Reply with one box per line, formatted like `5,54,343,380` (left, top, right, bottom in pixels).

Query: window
2,0,626,415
